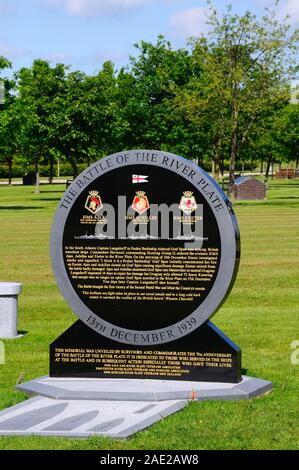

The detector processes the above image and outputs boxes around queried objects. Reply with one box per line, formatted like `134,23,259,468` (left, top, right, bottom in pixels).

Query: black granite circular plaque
51,150,240,345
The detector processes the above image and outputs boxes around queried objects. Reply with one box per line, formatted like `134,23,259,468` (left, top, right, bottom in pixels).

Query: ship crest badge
85,190,103,214
179,191,198,215
132,191,150,215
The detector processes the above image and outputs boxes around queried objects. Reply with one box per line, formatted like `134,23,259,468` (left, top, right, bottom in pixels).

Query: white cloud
169,7,210,39
252,0,274,6
0,0,13,15
253,0,299,24
0,39,25,59
46,52,73,63
280,0,299,24
169,1,299,40
71,49,128,71
44,0,150,17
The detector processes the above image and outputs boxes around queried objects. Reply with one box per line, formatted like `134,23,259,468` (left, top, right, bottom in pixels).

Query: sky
0,0,298,76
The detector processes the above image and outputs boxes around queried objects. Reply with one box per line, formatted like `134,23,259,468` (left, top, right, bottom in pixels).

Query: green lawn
0,179,298,450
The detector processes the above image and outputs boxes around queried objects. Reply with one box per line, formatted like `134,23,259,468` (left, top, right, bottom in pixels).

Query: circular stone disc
51,150,240,345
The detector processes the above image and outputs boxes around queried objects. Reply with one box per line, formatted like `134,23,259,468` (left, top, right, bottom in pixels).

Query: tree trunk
228,96,238,199
260,159,264,175
212,138,221,182
220,158,224,177
229,131,238,182
35,161,40,194
264,157,272,184
49,158,54,184
70,155,78,178
212,157,221,182
8,158,12,186
228,129,238,199
295,156,298,169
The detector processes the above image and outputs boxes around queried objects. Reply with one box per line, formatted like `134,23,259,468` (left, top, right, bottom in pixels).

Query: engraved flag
132,175,148,184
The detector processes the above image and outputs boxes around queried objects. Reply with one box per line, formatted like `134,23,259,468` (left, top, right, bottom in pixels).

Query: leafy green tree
179,1,298,189
49,61,119,177
0,97,23,185
173,42,230,180
251,111,285,182
278,103,299,168
0,56,11,79
0,57,20,185
17,60,68,192
118,36,194,155
245,98,298,182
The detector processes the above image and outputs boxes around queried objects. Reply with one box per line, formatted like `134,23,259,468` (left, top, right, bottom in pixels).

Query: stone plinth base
0,375,272,438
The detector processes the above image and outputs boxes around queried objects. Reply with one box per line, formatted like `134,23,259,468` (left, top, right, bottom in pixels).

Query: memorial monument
50,149,241,382
0,150,272,439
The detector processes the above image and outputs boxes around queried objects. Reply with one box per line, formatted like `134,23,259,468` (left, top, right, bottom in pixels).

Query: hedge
0,159,259,179
0,163,88,179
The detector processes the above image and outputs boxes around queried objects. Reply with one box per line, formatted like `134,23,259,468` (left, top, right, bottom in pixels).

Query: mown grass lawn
0,178,298,450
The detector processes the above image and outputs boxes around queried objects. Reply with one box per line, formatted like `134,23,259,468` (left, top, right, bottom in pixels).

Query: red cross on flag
132,175,148,184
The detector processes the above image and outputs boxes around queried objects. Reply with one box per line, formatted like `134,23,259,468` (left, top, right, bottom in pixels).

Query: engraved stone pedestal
0,282,22,339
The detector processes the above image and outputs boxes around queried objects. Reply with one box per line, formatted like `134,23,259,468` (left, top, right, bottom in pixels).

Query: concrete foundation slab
0,375,272,438
0,396,186,438
17,375,273,402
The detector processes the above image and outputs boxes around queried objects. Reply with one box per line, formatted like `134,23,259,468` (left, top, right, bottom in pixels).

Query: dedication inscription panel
51,150,241,382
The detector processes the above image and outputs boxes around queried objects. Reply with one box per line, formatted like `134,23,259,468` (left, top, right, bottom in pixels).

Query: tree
250,109,285,182
118,36,194,155
278,103,299,168
17,60,69,192
0,97,23,185
0,57,16,184
49,61,119,177
179,1,299,190
0,56,11,78
173,43,230,180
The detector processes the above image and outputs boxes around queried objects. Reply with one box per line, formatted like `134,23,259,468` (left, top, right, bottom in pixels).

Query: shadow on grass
0,206,44,210
39,191,64,194
37,198,61,202
1,331,28,340
269,196,299,200
268,183,299,188
236,199,299,206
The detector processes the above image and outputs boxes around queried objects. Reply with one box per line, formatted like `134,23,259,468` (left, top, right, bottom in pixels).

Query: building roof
234,176,249,186
234,176,265,187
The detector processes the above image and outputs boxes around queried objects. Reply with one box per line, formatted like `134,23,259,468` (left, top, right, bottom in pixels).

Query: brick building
233,176,266,200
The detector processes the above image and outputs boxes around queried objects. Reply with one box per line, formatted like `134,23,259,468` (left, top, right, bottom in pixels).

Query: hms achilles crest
132,191,150,215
